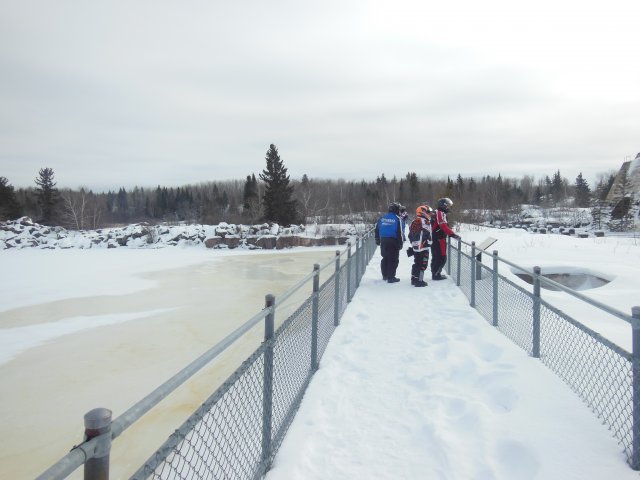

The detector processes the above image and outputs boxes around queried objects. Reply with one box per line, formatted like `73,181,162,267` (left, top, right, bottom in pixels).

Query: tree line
0,144,630,230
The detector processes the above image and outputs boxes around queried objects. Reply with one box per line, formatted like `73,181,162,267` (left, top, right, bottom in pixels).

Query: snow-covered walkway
265,247,636,480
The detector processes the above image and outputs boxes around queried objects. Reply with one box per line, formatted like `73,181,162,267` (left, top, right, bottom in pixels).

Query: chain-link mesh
317,274,338,360
456,251,473,300
495,275,535,353
449,244,458,280
269,297,314,459
141,348,267,480
474,263,494,322
337,263,349,319
449,241,635,466
134,234,377,480
349,253,358,301
538,300,634,462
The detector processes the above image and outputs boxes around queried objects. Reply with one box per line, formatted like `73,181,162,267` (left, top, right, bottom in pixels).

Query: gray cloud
1,1,638,190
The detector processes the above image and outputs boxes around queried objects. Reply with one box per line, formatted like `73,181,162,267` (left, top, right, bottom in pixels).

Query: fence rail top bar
35,436,101,480
453,238,635,325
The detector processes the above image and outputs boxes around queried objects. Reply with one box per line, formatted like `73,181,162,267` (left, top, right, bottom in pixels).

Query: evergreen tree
442,176,454,200
116,187,129,220
398,178,405,204
574,173,591,207
550,170,566,205
259,144,297,224
590,181,607,230
454,174,465,201
406,172,419,205
243,173,259,213
0,176,22,220
34,167,59,224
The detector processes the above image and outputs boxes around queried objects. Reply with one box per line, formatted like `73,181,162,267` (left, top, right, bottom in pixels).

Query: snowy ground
1,226,639,479
265,226,640,480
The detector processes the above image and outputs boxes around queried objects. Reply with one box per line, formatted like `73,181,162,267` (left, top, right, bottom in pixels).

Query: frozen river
0,247,339,479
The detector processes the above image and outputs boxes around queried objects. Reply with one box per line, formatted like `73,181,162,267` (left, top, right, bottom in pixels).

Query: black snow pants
380,237,401,279
411,249,429,281
430,237,447,277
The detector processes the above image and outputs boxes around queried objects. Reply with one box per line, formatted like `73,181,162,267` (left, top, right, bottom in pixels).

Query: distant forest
0,166,619,230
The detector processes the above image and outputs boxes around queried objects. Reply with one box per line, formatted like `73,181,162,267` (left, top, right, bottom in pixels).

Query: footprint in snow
494,439,540,479
474,342,504,362
478,371,519,413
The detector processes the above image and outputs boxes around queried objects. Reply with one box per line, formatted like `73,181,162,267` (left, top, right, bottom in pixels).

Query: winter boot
414,280,427,287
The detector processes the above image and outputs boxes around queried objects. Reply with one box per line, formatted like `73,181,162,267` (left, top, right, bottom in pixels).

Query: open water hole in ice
513,268,610,291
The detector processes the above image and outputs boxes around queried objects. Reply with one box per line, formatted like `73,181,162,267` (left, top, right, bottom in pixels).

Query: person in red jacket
430,197,460,280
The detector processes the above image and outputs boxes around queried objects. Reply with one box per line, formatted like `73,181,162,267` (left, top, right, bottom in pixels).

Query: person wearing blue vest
374,202,404,283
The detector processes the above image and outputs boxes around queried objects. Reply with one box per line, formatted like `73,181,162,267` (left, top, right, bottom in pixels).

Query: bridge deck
264,247,634,479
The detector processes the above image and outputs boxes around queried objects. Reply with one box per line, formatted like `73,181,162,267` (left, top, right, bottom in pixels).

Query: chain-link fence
448,238,640,469
37,231,377,480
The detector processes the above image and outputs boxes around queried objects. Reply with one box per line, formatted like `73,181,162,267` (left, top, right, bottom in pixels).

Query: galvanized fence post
334,250,340,327
355,237,361,288
470,242,476,307
632,306,640,470
492,250,499,327
83,408,112,480
447,236,451,276
532,266,541,358
261,294,275,467
456,237,462,287
347,241,352,302
311,264,320,372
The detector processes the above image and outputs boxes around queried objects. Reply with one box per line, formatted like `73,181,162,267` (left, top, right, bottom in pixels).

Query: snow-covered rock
0,217,365,250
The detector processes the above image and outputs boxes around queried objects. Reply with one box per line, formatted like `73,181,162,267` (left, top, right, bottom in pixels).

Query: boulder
204,237,224,248
256,236,277,249
225,237,242,249
276,236,296,249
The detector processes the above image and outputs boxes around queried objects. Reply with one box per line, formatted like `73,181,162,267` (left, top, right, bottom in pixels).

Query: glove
406,247,414,257
375,240,380,246
451,234,460,240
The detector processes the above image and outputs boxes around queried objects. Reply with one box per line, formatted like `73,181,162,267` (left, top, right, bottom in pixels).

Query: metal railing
447,236,640,469
37,230,377,480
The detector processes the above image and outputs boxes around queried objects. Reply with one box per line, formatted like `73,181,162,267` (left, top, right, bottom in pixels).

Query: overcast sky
1,0,638,191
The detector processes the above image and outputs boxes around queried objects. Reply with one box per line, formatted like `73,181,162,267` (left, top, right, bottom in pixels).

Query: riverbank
0,217,367,250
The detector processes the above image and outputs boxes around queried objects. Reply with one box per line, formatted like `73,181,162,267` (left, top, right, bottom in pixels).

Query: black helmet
437,198,453,211
388,202,400,214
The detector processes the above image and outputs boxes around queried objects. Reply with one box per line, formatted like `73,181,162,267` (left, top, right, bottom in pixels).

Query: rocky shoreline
0,217,361,250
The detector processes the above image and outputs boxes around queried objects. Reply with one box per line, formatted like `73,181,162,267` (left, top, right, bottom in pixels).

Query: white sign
477,237,498,251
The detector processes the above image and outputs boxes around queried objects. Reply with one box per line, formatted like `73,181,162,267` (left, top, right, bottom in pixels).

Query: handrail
37,228,374,479
272,233,365,308
453,238,635,325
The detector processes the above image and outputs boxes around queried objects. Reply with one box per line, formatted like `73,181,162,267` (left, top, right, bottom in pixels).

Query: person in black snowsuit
375,202,404,283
